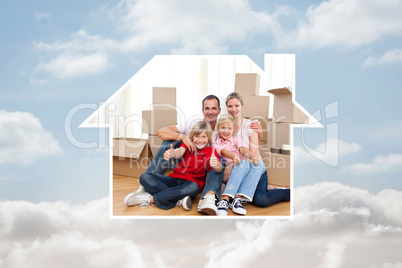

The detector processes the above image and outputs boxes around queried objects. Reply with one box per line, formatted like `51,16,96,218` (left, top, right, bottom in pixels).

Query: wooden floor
113,174,291,217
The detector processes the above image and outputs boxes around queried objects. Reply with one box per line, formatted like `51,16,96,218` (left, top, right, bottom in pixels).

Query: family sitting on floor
123,92,290,216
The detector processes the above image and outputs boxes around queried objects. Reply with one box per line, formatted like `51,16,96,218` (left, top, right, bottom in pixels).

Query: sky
1,0,402,267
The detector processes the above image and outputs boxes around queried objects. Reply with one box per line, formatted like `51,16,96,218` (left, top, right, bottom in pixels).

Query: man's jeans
140,173,199,210
252,171,291,207
222,159,265,202
145,140,225,201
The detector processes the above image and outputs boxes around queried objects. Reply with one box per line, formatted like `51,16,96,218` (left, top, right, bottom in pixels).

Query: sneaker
132,185,146,195
197,193,217,215
230,197,247,215
123,192,151,207
177,196,192,211
216,199,229,216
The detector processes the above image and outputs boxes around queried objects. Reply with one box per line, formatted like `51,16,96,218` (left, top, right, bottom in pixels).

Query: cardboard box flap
293,104,309,123
113,138,148,159
268,87,291,95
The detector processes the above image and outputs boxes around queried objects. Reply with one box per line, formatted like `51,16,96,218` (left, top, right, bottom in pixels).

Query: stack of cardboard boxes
235,74,308,187
113,87,177,177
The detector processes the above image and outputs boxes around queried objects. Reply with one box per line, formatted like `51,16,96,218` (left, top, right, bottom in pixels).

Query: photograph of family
88,54,315,217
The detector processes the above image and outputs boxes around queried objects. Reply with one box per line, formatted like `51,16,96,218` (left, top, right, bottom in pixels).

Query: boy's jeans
145,140,224,202
140,173,199,210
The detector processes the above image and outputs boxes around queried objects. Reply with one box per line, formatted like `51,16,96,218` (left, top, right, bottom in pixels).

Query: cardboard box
234,73,260,95
260,149,290,186
148,134,163,157
268,87,308,124
152,87,176,109
113,138,152,177
242,95,270,118
142,108,177,134
267,122,291,149
245,116,270,141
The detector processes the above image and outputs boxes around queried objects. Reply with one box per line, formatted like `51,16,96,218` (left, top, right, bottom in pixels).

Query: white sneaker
123,192,151,207
177,196,192,211
230,197,246,215
132,185,146,195
197,193,217,215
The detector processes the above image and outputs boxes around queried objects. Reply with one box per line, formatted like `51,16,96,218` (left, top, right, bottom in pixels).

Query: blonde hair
217,114,234,129
225,92,244,106
190,121,213,141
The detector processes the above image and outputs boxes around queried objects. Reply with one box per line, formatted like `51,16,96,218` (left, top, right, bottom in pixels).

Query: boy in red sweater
124,121,222,210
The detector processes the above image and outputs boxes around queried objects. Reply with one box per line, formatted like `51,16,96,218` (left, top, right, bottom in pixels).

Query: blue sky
1,0,402,266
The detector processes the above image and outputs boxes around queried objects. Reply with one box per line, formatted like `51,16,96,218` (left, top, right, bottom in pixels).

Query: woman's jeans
252,171,291,207
222,159,265,202
140,173,199,210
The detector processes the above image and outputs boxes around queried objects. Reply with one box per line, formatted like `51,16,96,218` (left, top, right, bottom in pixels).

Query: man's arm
156,125,196,153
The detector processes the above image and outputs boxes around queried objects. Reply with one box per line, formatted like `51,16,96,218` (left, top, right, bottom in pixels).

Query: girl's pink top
212,136,248,163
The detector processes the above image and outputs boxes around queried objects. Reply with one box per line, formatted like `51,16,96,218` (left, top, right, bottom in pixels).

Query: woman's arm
248,132,260,164
250,121,262,141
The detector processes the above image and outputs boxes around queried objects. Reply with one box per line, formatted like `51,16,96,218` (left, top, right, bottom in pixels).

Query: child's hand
232,153,240,165
251,152,259,165
210,149,219,168
164,144,174,161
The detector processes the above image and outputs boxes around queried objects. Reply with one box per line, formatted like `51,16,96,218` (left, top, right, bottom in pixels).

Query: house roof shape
80,54,321,138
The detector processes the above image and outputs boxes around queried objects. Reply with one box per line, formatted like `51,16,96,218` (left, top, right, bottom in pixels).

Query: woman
224,92,290,208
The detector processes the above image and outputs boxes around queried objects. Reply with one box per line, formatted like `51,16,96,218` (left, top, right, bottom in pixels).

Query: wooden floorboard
113,174,291,217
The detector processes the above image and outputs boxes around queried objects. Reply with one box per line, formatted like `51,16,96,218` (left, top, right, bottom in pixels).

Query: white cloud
33,30,116,79
363,48,402,67
294,139,361,165
110,0,278,54
205,182,402,267
34,12,52,21
341,153,402,175
1,183,402,267
35,52,109,79
0,110,63,165
32,0,281,79
277,0,402,49
2,231,146,268
31,0,402,79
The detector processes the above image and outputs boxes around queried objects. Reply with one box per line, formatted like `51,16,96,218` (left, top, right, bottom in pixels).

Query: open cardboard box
113,138,152,178
268,87,308,124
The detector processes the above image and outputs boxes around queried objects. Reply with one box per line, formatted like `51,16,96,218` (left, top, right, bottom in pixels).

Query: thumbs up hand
233,152,240,165
210,149,219,168
164,144,174,161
